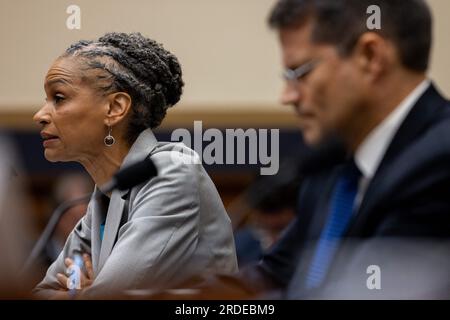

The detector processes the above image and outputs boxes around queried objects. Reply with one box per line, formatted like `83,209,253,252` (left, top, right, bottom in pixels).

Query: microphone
99,156,158,194
22,157,158,274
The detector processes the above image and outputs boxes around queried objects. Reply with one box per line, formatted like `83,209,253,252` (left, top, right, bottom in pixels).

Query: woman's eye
54,94,65,104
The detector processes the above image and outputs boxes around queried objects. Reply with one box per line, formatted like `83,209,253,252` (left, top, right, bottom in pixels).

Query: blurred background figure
0,135,35,297
43,173,93,266
231,157,301,267
26,172,93,288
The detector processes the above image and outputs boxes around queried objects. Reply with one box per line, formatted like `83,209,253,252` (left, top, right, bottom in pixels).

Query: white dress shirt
353,79,431,209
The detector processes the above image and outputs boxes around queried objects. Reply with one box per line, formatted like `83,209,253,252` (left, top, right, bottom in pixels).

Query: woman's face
33,57,110,163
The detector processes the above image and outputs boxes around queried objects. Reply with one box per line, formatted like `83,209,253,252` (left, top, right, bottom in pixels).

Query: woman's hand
56,254,94,291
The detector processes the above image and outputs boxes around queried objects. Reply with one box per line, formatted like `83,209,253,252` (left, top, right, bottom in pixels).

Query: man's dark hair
269,0,432,72
63,32,184,144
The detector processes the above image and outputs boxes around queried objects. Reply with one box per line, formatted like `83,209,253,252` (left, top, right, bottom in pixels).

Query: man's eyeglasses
282,60,320,84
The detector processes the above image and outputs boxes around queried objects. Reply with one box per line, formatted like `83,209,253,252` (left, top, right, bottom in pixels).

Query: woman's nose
33,104,50,125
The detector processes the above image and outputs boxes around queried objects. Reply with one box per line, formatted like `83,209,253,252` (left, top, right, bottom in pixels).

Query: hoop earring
104,126,115,147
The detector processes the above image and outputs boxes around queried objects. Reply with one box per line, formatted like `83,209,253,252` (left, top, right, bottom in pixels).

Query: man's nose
280,82,301,106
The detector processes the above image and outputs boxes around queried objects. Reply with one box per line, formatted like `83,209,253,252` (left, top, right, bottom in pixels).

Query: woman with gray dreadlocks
32,32,237,299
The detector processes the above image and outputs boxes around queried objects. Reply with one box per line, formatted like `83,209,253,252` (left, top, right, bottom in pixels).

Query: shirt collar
355,79,431,179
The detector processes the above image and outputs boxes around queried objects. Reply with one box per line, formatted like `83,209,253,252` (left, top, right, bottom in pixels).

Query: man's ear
352,32,394,81
104,92,132,126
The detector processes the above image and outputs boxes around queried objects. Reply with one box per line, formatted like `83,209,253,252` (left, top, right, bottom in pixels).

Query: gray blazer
34,129,237,298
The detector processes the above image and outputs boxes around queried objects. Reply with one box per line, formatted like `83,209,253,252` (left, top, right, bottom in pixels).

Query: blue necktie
304,160,361,290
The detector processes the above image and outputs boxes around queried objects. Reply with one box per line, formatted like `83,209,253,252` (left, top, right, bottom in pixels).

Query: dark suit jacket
256,83,450,299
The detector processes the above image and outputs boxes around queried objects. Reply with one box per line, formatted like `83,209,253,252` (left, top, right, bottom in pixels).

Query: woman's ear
104,92,132,126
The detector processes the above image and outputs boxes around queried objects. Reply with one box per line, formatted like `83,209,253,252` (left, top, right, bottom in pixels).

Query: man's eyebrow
286,59,310,70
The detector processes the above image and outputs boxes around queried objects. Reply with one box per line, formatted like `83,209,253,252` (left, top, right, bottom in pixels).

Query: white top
354,79,431,208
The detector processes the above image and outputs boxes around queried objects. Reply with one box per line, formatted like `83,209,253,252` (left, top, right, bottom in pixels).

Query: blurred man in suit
256,0,450,299
194,0,450,299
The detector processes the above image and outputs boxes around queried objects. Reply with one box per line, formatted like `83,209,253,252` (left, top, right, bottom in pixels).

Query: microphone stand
22,193,92,274
22,156,158,276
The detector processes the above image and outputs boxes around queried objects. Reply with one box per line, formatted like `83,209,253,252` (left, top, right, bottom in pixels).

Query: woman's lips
43,137,59,147
40,132,60,148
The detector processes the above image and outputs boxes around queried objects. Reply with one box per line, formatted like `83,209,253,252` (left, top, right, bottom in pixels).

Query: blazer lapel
348,83,448,235
95,128,159,271
89,188,104,273
97,190,125,271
